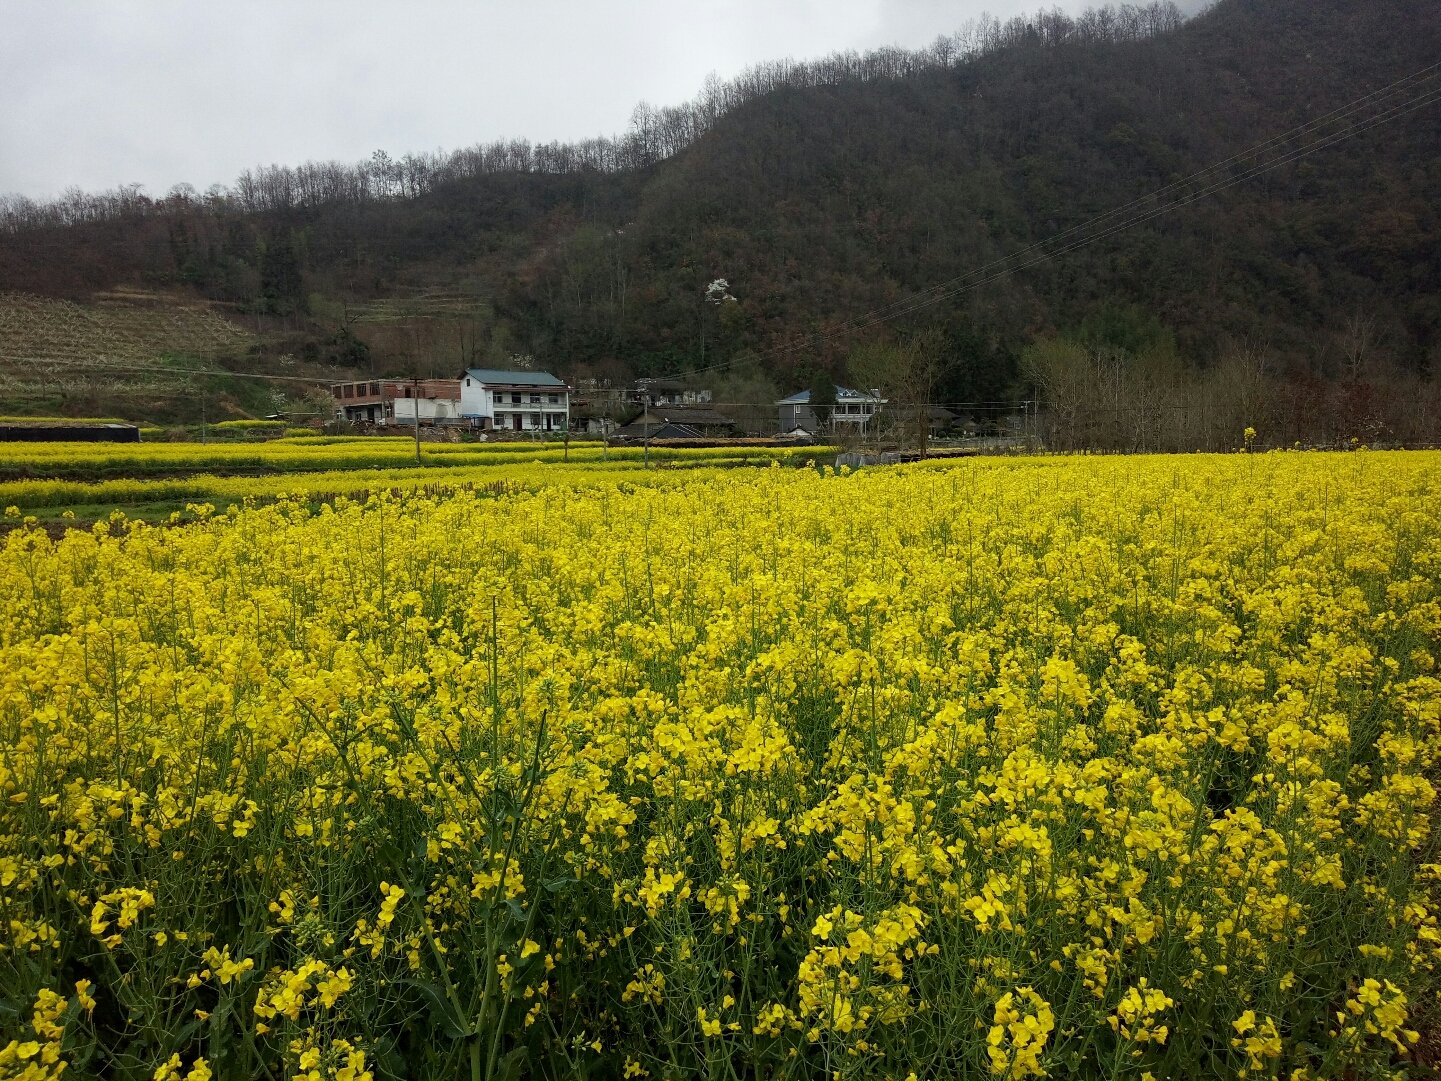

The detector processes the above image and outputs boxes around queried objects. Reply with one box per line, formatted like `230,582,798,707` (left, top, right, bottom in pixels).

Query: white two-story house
460,369,571,433
777,385,886,434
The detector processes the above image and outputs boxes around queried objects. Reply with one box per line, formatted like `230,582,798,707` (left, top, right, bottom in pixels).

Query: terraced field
0,292,333,424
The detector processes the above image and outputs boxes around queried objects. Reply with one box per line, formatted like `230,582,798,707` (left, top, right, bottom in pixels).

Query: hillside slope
591,0,1438,379
0,0,1436,417
0,292,338,424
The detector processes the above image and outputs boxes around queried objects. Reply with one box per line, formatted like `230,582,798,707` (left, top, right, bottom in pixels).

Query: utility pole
643,396,651,469
202,345,214,444
412,376,421,464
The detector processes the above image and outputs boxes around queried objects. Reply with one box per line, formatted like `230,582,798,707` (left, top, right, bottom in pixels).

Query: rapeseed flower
1,450,1439,1078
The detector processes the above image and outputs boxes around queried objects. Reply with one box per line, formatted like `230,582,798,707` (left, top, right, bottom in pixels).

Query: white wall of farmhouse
391,397,462,423
461,372,571,432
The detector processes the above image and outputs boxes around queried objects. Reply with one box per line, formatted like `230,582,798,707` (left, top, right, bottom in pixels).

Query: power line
842,81,1441,335
8,63,1439,398
799,78,1441,352
824,61,1441,334
674,61,1441,378
0,356,334,385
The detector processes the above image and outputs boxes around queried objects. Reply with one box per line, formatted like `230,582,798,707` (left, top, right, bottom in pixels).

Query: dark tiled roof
648,405,734,427
464,368,567,387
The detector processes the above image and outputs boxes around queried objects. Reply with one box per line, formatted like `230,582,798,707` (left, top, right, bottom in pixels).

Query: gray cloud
0,0,1213,199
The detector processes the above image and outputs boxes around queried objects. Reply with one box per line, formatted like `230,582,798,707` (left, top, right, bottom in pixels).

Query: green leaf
494,1045,529,1081
397,978,472,1040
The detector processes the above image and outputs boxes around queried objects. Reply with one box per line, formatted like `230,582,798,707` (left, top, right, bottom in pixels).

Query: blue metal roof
464,368,567,387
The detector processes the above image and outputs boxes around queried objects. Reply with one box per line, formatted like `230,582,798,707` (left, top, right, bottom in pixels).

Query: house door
513,414,522,431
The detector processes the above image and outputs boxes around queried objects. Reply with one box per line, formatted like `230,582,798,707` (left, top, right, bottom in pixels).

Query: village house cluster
329,369,984,439
330,368,570,432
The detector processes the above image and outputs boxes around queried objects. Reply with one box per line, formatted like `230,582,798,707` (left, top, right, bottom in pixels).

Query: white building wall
391,398,461,423
459,378,494,421
461,374,570,431
489,408,570,432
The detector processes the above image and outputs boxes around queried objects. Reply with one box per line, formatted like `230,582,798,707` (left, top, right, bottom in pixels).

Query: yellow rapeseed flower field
2,451,1439,1080
0,435,817,486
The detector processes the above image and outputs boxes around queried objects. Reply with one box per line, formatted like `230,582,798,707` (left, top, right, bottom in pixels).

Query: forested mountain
2,0,1438,441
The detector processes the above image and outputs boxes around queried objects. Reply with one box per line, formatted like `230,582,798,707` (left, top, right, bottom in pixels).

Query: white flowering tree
699,280,738,367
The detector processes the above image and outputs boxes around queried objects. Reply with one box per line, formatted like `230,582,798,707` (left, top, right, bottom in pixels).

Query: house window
530,394,540,403
343,385,354,398
369,382,379,395
548,394,558,404
465,378,471,386
511,393,521,404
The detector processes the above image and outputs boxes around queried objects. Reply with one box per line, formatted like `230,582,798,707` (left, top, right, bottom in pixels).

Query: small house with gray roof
460,368,571,433
612,404,737,442
776,385,886,434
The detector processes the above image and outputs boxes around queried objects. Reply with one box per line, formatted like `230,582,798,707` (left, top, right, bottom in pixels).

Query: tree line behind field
0,4,1187,228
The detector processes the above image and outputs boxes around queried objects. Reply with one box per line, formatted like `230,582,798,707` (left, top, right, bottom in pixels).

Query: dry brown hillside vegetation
0,293,337,424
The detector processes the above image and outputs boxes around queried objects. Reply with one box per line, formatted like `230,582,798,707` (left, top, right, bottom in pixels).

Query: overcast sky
1,0,1209,200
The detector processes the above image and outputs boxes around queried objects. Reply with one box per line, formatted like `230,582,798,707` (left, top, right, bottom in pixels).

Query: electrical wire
0,355,333,384
675,62,1441,377
839,82,1441,335
813,61,1441,334
9,61,1440,395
